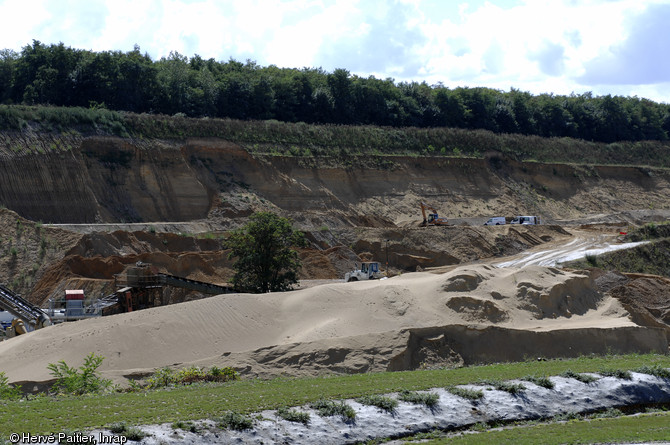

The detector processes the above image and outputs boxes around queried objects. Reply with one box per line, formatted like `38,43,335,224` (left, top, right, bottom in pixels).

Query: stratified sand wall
182,325,667,381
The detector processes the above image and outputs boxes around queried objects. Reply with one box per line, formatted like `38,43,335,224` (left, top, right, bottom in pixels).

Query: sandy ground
1,261,667,389
2,224,670,443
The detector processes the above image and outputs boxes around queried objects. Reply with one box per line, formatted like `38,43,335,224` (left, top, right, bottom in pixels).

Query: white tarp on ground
496,239,648,268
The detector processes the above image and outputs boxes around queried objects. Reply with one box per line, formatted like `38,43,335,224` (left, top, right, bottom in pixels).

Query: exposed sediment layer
2,136,670,226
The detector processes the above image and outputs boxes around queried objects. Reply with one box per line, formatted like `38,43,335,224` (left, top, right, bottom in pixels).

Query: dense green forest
1,41,670,144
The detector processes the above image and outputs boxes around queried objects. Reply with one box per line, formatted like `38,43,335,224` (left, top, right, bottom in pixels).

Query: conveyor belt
0,283,51,329
158,274,230,294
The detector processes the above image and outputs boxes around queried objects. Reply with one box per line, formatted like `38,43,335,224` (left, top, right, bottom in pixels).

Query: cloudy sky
2,0,670,103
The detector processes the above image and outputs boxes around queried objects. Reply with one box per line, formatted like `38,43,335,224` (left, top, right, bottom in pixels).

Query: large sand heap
0,264,667,388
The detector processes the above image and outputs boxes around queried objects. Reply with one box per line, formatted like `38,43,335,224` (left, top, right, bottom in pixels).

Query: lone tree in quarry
225,212,306,293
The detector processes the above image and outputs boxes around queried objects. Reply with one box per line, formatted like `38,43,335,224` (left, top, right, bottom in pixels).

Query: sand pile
0,264,666,388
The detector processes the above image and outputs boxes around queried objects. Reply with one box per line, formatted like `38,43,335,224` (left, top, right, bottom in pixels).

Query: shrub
145,367,175,388
109,422,127,434
585,253,598,267
124,379,144,393
447,386,484,400
172,420,199,433
0,371,22,400
590,407,624,419
276,407,310,425
145,366,239,388
109,422,147,443
635,365,670,379
208,366,239,382
477,379,526,394
356,394,398,413
123,427,147,441
561,370,598,384
174,366,206,384
218,411,253,431
47,353,113,395
398,390,440,407
599,369,633,380
310,399,356,420
522,375,555,389
554,411,582,421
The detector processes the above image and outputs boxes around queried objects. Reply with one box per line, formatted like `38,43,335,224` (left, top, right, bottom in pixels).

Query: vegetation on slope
422,412,670,445
1,41,670,143
3,105,670,168
573,239,670,277
567,222,670,276
1,353,669,436
623,221,670,242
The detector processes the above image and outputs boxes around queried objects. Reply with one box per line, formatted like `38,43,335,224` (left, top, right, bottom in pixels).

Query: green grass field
415,411,670,444
1,353,669,442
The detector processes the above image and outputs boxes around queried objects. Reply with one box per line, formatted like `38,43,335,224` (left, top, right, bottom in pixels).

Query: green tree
155,51,193,115
0,49,18,104
226,212,306,293
328,68,353,124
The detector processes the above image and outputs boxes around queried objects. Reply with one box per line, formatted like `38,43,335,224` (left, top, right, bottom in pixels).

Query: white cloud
579,2,670,85
0,0,52,50
265,0,362,68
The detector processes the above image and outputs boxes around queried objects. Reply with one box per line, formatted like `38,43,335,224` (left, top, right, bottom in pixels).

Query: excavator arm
420,202,446,226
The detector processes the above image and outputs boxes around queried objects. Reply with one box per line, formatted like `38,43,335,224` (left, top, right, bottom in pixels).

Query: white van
484,217,506,226
510,216,540,225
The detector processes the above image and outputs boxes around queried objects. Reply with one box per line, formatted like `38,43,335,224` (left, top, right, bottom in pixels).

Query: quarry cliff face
0,137,211,223
1,135,670,226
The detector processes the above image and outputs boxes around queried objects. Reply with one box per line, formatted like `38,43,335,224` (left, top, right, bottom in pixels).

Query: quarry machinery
45,289,110,323
110,262,231,313
344,261,385,282
0,283,51,337
420,202,448,226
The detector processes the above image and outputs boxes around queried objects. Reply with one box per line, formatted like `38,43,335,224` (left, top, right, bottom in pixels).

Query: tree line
1,40,670,143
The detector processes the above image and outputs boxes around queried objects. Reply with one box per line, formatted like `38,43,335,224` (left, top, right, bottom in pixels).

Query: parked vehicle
484,217,506,225
344,262,385,282
510,215,541,225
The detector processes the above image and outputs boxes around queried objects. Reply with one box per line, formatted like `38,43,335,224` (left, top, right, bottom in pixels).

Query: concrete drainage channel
85,371,670,445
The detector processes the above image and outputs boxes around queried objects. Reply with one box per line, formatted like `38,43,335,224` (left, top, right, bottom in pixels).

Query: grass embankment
3,104,670,167
567,222,670,276
2,353,669,437
420,412,670,445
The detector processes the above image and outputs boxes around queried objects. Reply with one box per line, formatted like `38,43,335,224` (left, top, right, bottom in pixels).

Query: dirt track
492,229,647,268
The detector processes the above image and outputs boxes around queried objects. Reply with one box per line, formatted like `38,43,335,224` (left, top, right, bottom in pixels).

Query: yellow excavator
420,202,449,226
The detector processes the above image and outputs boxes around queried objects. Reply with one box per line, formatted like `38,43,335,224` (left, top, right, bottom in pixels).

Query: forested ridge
2,41,670,144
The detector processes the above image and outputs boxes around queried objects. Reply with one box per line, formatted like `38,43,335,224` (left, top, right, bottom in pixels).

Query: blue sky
2,0,670,103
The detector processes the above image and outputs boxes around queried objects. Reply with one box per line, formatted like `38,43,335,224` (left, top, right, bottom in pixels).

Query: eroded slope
2,135,670,227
